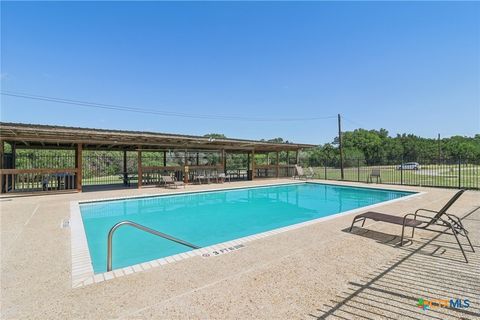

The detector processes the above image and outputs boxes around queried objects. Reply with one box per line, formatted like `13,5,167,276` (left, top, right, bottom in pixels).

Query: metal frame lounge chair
306,167,315,179
294,165,307,180
349,190,474,262
161,174,185,189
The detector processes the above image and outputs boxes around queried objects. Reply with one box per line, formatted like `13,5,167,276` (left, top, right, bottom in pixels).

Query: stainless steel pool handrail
107,220,201,271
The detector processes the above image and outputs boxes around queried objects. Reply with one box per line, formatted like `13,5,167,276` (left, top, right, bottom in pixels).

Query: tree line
303,129,480,166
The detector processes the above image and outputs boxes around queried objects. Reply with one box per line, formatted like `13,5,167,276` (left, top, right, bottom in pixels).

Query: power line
342,115,366,129
1,91,338,122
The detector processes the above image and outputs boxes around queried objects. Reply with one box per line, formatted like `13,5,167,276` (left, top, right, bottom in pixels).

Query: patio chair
209,170,221,183
368,168,382,183
294,165,307,180
349,190,474,262
306,167,315,179
161,174,185,189
217,172,229,183
194,170,208,184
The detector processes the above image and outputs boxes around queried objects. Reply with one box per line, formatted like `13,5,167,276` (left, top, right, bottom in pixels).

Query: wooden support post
137,150,142,188
286,151,290,176
251,149,255,180
12,143,16,169
123,150,127,173
196,152,199,166
163,151,167,167
0,141,3,169
184,150,188,184
222,150,227,174
247,152,250,180
75,143,83,191
276,151,279,178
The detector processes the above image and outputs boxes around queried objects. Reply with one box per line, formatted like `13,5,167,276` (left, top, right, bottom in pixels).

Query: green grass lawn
310,164,480,189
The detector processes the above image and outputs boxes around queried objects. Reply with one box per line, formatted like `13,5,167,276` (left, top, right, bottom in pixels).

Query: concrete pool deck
1,179,479,319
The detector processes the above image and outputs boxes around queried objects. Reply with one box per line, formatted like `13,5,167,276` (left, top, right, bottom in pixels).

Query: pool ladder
107,220,201,272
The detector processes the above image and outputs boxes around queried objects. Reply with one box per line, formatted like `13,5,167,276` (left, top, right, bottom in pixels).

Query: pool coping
69,180,425,288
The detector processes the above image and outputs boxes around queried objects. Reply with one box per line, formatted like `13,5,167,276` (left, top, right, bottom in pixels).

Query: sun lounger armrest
445,213,462,222
403,213,434,224
414,208,439,215
444,214,467,232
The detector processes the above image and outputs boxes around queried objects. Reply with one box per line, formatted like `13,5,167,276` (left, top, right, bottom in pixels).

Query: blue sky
1,1,479,144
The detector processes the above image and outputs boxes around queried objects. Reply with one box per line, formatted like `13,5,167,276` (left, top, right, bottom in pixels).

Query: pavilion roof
0,122,316,152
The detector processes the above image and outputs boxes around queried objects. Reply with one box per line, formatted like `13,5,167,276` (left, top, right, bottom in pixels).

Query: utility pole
338,114,344,180
438,133,441,161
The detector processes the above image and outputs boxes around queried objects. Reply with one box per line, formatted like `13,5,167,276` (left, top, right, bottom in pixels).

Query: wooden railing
0,168,78,193
140,166,184,186
255,165,295,178
140,165,224,185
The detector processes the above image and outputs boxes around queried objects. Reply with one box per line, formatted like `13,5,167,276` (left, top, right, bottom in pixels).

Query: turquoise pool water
80,183,414,273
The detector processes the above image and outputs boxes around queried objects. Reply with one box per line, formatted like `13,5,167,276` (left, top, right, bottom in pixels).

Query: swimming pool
79,183,415,273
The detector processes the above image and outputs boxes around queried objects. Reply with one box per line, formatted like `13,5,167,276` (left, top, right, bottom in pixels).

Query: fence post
357,159,360,182
458,158,461,189
75,144,83,191
400,157,404,185
324,162,327,180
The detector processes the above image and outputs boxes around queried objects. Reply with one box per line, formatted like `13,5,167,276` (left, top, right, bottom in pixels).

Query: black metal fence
14,150,75,168
301,157,480,190
82,151,138,186
7,150,478,191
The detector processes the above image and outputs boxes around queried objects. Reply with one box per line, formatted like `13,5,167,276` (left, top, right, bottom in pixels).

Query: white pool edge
70,181,425,288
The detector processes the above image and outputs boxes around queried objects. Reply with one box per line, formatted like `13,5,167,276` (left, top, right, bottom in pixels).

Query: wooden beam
75,144,82,191
141,165,183,171
0,168,78,174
